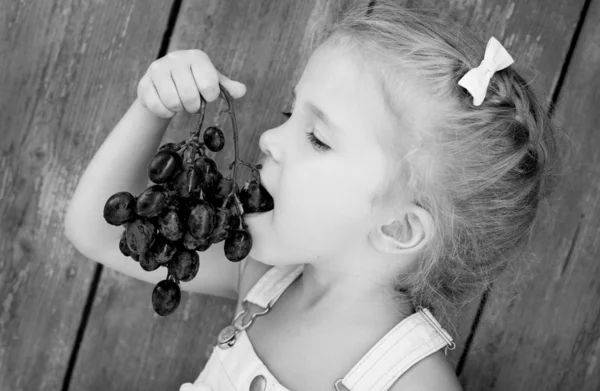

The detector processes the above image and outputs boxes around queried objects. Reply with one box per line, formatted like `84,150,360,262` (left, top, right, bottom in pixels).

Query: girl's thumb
217,72,247,99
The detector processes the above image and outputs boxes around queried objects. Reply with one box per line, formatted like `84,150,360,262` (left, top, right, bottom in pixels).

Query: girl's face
244,43,394,267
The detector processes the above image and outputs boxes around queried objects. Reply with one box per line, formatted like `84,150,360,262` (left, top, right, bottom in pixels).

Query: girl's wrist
133,97,174,126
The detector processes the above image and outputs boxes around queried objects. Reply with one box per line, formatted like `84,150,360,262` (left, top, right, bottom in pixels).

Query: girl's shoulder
234,260,462,391
390,350,462,391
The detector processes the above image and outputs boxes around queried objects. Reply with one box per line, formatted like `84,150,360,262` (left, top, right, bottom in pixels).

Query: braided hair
310,0,564,326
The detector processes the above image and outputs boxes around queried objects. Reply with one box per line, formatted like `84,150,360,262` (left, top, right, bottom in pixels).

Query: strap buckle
334,378,349,391
416,306,456,354
217,301,270,350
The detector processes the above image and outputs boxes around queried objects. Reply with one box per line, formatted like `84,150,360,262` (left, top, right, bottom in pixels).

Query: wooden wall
0,0,597,390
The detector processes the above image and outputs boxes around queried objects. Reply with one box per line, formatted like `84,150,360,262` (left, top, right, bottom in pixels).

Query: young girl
64,1,561,390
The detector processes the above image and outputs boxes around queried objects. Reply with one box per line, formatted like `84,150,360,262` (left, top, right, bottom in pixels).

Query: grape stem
218,85,241,194
217,85,256,227
185,84,261,228
192,98,207,139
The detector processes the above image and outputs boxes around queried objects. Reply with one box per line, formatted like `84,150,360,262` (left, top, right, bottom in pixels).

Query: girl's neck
288,263,414,325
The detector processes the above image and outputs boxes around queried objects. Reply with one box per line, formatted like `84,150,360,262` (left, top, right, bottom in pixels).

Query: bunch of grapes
102,86,274,317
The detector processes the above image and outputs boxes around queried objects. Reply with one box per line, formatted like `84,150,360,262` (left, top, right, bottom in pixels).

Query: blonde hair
312,1,565,323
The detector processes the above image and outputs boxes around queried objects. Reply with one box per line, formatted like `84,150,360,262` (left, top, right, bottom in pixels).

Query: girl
64,1,561,390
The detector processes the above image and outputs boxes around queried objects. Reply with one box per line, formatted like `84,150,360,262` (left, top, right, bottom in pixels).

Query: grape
136,185,170,218
119,230,133,256
158,209,185,241
148,149,183,183
182,230,209,251
224,229,252,262
210,175,233,206
158,142,180,152
103,85,266,316
145,234,178,265
188,200,216,241
196,241,211,252
139,251,161,272
194,156,219,192
126,218,157,254
203,126,225,152
169,250,200,282
167,195,190,215
188,168,202,195
238,180,274,213
104,192,137,226
171,166,192,198
152,279,181,316
209,208,233,244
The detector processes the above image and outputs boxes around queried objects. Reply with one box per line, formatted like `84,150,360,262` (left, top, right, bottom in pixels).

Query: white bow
458,37,514,106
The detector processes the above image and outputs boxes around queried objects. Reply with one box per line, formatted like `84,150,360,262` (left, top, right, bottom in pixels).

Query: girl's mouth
261,185,275,212
239,180,274,216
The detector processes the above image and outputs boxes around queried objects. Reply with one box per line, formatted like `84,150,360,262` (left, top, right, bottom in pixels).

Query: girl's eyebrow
292,87,342,134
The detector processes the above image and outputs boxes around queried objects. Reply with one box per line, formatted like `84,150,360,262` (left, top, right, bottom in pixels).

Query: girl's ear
368,205,434,255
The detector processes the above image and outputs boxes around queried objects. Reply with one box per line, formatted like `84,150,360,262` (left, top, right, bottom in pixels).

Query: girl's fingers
171,65,202,113
138,75,175,118
190,60,220,103
152,69,184,113
217,71,247,99
138,49,246,119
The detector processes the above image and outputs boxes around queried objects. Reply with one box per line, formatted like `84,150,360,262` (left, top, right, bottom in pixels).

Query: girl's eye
281,111,330,151
305,131,330,151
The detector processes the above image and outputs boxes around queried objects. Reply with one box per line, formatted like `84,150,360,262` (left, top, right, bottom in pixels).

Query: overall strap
336,308,455,391
243,264,304,309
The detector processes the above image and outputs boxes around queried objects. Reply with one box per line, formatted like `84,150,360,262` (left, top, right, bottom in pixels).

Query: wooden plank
415,0,589,367
435,0,587,99
460,0,600,389
0,0,173,390
67,0,589,388
67,1,364,390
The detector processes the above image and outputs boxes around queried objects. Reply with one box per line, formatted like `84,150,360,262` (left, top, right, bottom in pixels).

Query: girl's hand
179,382,212,391
137,49,247,119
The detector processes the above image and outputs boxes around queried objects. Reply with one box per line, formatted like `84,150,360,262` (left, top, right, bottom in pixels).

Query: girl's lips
257,181,275,213
242,209,273,223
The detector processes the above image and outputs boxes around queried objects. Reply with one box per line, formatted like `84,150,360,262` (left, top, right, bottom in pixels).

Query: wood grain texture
0,1,172,390
1,0,593,389
391,0,589,368
460,0,600,389
68,1,364,390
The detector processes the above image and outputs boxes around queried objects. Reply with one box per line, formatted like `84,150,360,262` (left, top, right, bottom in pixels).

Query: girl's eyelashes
305,131,330,151
281,110,330,152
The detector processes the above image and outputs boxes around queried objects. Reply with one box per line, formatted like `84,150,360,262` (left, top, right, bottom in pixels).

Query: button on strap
249,374,267,391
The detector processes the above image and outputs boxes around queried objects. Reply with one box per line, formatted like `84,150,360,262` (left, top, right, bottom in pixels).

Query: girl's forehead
297,46,391,137
300,44,372,93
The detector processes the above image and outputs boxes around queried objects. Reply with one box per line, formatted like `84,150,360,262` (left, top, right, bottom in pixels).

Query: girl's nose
258,127,282,163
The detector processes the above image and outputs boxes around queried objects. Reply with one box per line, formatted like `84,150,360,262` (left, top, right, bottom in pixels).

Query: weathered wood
68,1,363,390
433,0,590,367
0,1,173,390
460,0,600,389
1,0,592,389
393,0,590,368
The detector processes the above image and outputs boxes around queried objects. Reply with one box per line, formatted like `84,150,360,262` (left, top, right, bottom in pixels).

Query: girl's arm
64,98,241,299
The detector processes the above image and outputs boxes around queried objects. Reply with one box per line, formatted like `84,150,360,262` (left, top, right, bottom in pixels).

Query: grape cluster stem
182,85,261,226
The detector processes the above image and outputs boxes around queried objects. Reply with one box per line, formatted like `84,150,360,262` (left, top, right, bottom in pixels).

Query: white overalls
182,264,455,391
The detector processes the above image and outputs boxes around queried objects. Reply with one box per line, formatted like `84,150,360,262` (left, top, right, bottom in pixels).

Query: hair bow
458,37,514,106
